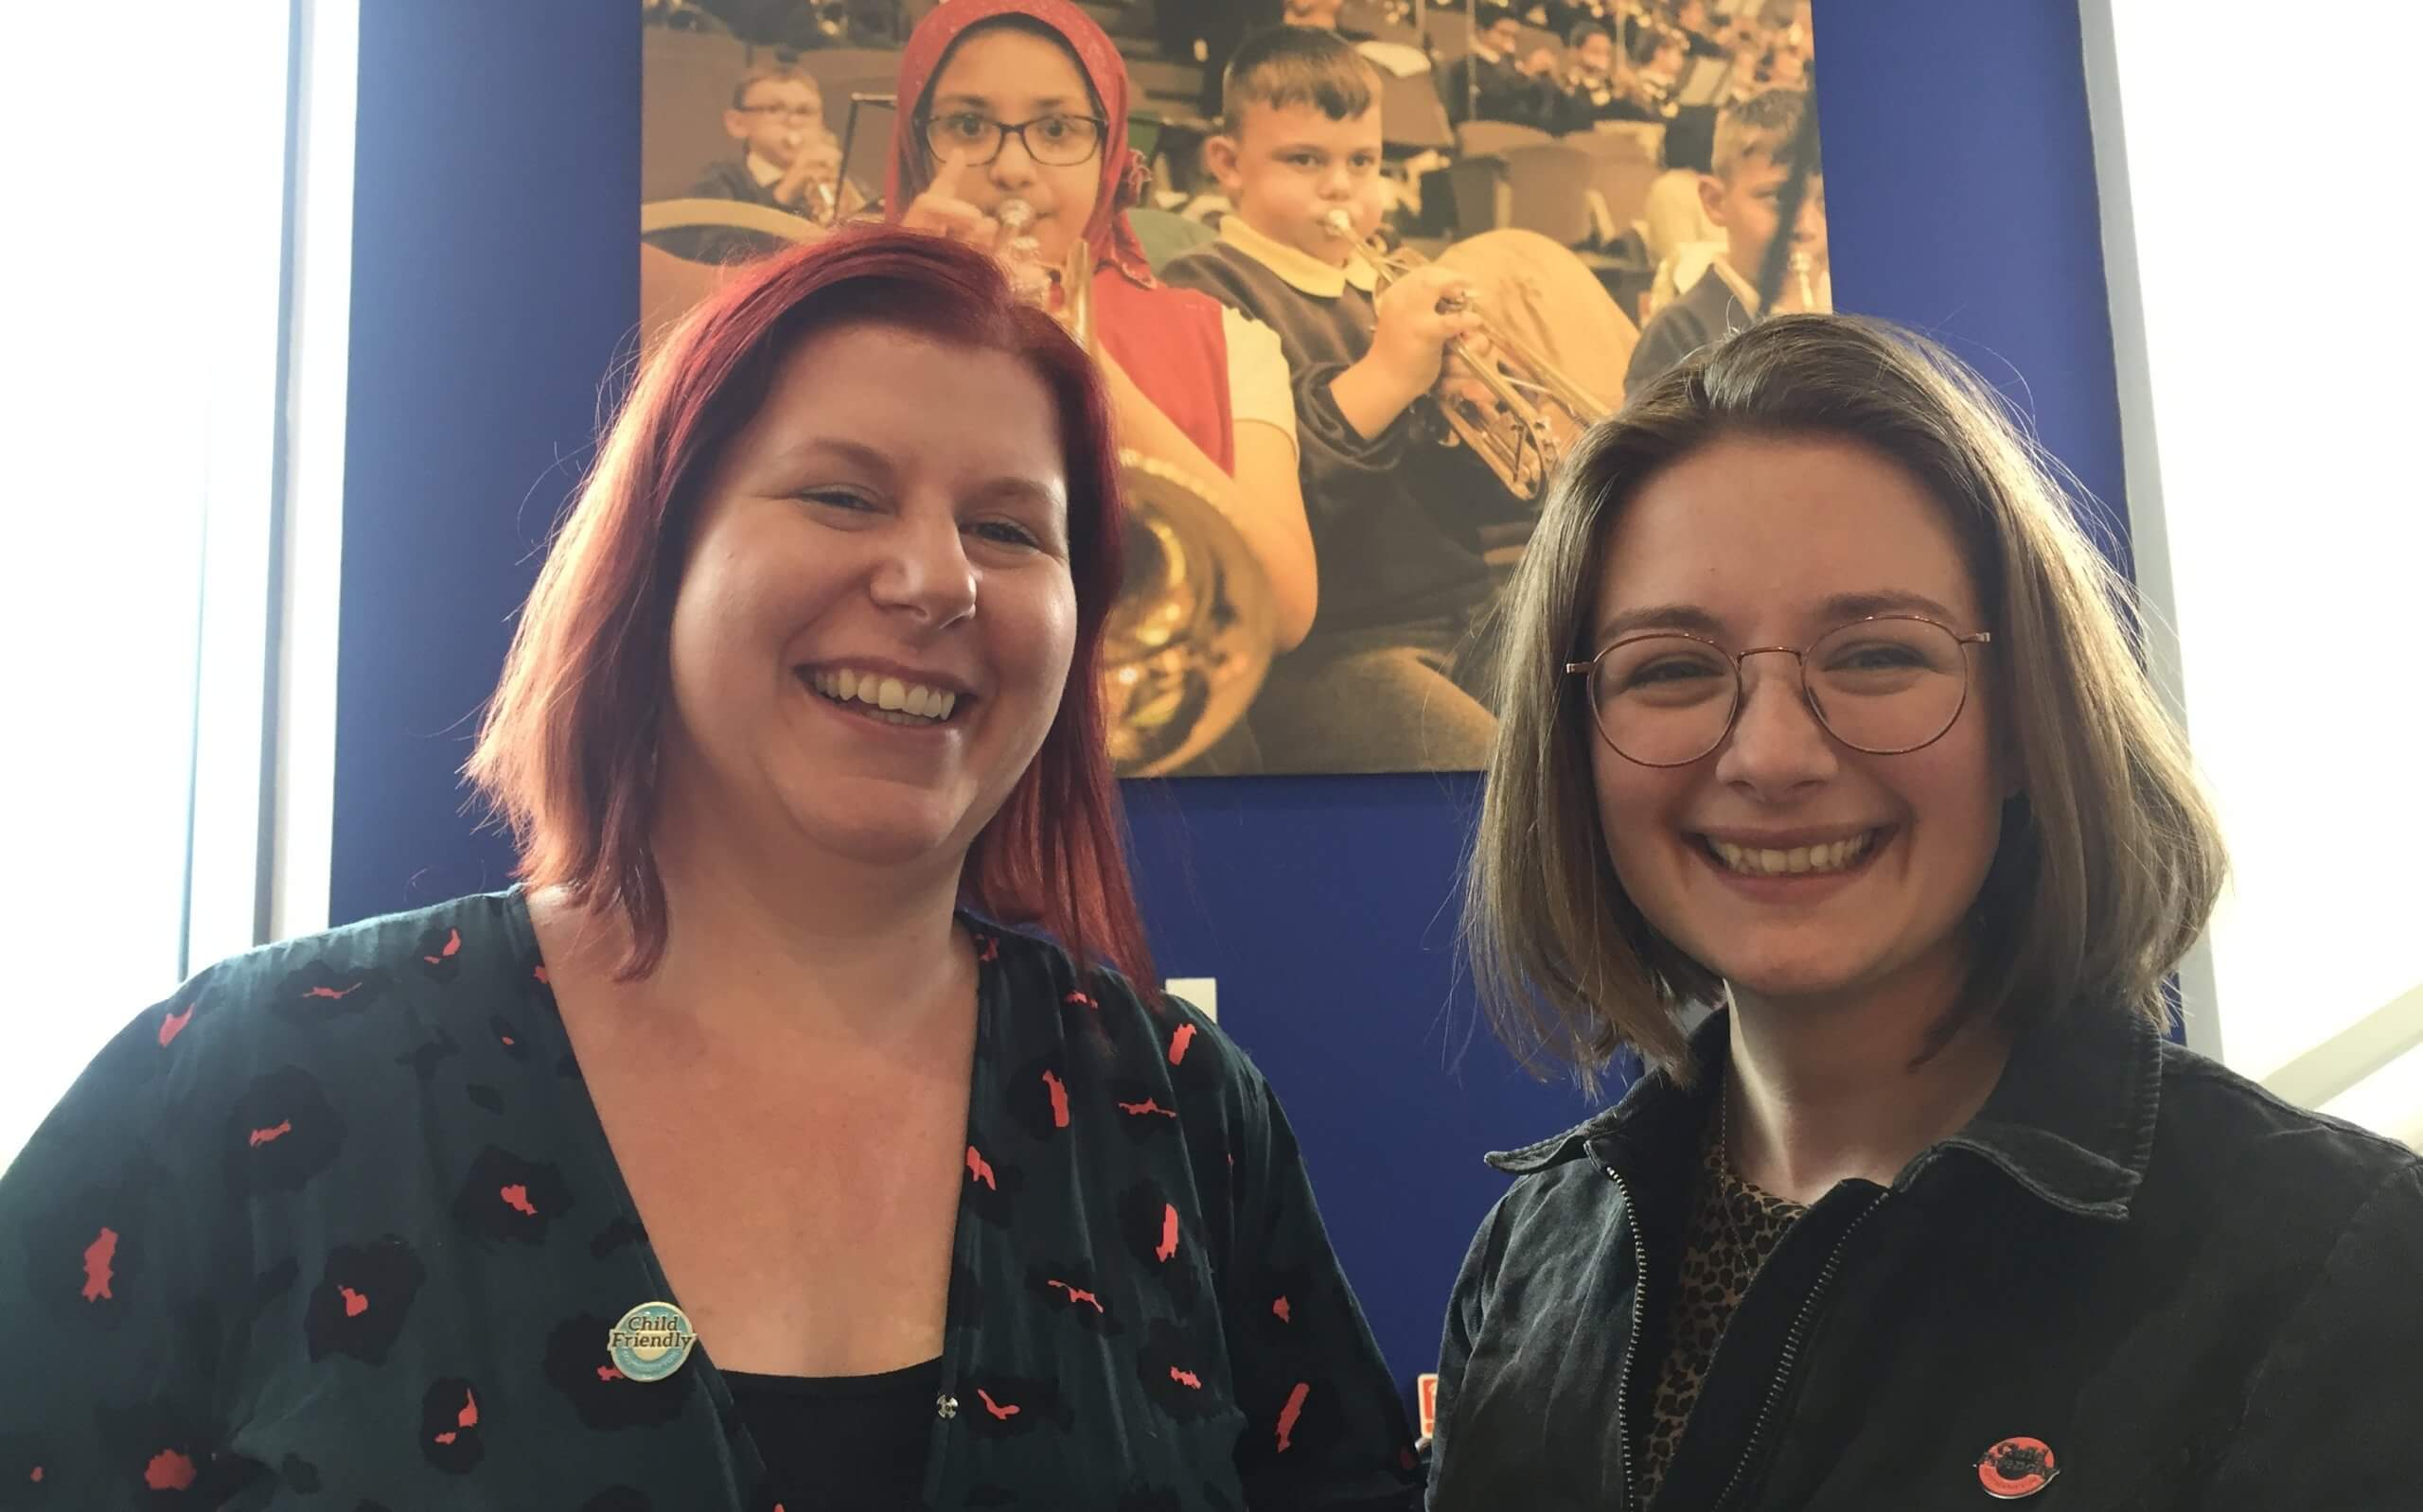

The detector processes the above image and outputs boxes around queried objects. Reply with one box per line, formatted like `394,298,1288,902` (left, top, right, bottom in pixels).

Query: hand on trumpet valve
771,128,844,212
1369,261,1485,400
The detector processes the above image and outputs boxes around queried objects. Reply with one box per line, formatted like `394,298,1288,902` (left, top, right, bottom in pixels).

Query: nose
869,508,979,631
1318,163,1353,200
985,131,1038,189
1709,652,1837,797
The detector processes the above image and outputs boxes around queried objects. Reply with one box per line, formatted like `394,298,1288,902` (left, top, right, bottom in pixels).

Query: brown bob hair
1466,315,2226,1089
467,224,1154,989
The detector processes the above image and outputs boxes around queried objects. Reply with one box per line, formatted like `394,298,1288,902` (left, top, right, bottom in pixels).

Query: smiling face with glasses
1583,432,2013,1018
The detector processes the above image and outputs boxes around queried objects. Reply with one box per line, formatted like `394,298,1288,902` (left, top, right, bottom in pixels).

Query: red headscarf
885,0,1235,472
887,0,1159,286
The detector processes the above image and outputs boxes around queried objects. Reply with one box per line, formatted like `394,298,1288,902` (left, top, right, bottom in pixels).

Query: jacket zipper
1709,1188,1891,1512
1601,1160,1651,1512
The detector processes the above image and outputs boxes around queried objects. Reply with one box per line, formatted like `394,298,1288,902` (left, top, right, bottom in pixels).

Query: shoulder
1162,241,1261,293
687,158,756,197
2152,1040,2421,1215
1105,262,1229,326
979,920,1272,1145
33,892,539,1149
1218,301,1287,360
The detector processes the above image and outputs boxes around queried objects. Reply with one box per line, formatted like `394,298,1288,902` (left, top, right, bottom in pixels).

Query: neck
564,776,976,1055
1722,953,2012,1204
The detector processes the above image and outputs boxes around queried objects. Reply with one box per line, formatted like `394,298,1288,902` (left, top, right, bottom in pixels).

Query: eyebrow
1590,589,1967,648
930,93,1079,112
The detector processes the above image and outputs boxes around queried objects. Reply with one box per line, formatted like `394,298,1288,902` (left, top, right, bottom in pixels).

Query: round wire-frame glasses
1564,613,1994,768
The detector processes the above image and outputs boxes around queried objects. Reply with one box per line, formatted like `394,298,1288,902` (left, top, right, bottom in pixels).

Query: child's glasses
920,112,1105,168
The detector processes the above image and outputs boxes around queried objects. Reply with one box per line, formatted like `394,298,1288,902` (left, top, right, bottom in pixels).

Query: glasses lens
1023,114,1102,165
926,112,1003,162
1591,636,1738,765
1804,618,1970,752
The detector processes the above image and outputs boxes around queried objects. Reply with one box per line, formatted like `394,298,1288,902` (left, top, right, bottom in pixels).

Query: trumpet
1005,200,1281,775
1321,209,1606,504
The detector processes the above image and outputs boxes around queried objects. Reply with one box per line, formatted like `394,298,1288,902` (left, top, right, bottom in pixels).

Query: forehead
743,77,818,104
1239,97,1380,146
1595,434,1982,629
932,26,1090,107
736,320,1067,492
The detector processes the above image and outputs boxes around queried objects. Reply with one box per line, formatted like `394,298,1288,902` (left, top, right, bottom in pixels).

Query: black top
1428,1006,2423,1509
725,1359,942,1509
1623,262,1752,402
0,889,1421,1509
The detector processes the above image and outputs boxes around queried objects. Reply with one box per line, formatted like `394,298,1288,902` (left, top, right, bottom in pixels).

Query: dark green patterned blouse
0,890,1420,1509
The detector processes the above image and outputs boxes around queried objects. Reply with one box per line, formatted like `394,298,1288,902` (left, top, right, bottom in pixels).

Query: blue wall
332,0,2123,1403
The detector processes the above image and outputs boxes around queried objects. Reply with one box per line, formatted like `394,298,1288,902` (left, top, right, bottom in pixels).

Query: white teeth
805,669,960,723
1707,832,1874,877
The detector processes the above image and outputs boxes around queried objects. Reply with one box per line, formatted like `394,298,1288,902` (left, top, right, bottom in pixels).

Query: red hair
468,224,1154,991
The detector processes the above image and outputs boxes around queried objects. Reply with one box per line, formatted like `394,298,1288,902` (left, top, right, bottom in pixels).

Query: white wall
2085,2,2423,1132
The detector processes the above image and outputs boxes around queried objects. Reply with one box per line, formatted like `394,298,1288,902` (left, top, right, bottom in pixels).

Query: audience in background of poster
639,0,1827,774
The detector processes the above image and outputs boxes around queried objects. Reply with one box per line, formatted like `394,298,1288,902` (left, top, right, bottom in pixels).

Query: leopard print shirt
1636,1099,1807,1503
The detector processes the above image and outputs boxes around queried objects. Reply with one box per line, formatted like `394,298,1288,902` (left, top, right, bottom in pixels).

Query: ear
1696,171,1727,226
722,109,752,145
1204,133,1245,194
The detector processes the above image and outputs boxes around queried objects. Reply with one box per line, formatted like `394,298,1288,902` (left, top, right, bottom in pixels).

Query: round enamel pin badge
608,1300,697,1382
1976,1436,2059,1499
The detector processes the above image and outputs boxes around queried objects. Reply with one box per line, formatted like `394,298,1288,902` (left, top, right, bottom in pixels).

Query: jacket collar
1486,1003,2165,1220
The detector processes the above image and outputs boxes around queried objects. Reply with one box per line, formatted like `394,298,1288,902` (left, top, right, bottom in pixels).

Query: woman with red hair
889,0,1322,663
0,228,1418,1509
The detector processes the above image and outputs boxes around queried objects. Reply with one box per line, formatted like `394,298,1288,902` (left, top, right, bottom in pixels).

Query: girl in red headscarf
889,0,1318,655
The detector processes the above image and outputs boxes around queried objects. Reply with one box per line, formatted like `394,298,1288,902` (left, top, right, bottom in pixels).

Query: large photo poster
640,0,1825,776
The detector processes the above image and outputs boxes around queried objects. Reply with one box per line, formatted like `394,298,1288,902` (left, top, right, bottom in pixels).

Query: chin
1699,941,1880,1007
777,784,980,871
802,813,968,870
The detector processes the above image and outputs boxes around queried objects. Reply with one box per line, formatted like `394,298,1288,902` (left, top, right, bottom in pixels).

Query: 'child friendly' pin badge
608,1301,698,1382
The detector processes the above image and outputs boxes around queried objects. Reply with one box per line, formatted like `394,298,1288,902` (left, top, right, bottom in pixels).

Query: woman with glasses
1427,316,2422,1508
887,0,1321,673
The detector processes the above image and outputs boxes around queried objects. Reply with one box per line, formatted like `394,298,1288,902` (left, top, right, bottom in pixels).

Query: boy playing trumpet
1162,26,1506,772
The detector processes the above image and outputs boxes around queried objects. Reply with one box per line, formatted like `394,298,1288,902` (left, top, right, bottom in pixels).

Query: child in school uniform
1624,87,1830,398
1162,26,1507,772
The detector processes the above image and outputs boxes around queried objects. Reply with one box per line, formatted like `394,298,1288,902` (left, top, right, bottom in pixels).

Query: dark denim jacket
1428,1006,2423,1510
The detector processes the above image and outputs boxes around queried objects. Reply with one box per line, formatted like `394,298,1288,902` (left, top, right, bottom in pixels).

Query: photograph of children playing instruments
640,0,1826,776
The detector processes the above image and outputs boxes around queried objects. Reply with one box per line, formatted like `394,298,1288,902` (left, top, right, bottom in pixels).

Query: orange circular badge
1976,1436,2059,1499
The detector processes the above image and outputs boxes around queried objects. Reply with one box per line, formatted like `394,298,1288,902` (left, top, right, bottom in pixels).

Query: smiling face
1585,432,2007,1017
656,319,1077,882
922,22,1105,267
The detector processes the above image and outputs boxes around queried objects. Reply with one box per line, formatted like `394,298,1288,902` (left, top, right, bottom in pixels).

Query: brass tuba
1322,209,1607,504
1003,201,1280,776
